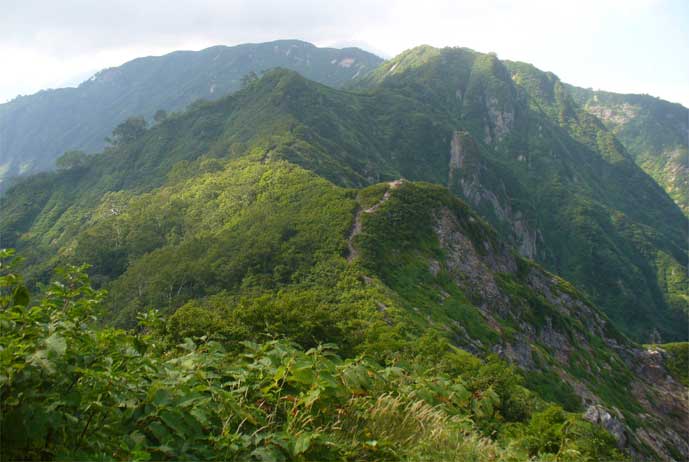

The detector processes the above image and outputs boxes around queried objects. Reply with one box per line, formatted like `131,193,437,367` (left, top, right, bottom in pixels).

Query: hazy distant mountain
0,39,382,187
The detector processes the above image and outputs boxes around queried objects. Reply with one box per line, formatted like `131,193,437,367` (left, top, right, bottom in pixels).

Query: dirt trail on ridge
347,180,403,262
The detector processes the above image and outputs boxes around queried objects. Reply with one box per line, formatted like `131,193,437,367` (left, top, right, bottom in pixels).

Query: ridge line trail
347,180,403,262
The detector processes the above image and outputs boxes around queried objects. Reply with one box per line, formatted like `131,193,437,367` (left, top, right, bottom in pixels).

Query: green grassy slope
1,249,631,460
0,61,686,454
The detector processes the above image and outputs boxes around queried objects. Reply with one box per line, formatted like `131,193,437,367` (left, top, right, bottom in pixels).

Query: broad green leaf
12,285,29,307
45,333,67,356
293,433,315,455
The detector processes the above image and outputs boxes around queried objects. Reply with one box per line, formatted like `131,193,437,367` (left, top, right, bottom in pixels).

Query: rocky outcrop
584,405,628,449
448,131,464,187
484,96,515,145
434,208,514,310
448,131,542,260
585,101,639,126
427,200,689,461
627,347,689,461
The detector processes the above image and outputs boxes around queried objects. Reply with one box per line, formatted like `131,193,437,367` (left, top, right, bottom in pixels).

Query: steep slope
2,63,688,458
3,65,687,345
356,47,688,342
3,149,688,458
1,248,632,462
0,68,455,263
354,181,688,460
0,39,382,187
566,87,689,216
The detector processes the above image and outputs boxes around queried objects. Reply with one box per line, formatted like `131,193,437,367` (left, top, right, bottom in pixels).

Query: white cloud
1,0,687,105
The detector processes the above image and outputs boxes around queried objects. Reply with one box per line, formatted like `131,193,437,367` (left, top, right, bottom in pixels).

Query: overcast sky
2,0,688,106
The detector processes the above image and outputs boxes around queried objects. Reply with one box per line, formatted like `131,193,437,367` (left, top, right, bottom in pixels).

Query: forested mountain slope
0,40,382,187
566,86,689,216
2,49,688,460
356,47,688,342
2,159,687,459
3,57,687,344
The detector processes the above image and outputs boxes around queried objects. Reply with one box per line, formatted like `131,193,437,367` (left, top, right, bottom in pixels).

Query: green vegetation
1,250,627,461
1,45,687,461
1,42,686,342
523,371,581,413
0,40,382,188
55,150,89,171
5,61,688,339
5,61,686,342
566,86,689,216
364,49,689,341
658,342,689,386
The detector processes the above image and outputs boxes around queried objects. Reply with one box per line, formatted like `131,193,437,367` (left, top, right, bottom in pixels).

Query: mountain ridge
5,150,687,458
0,40,383,187
3,61,687,343
1,44,688,461
352,46,688,341
565,85,689,216
3,40,686,220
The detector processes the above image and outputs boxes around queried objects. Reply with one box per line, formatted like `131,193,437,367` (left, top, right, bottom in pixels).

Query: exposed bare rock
428,259,441,277
539,317,572,364
625,346,689,461
448,130,542,260
635,348,670,383
502,335,535,369
425,198,689,460
485,96,515,144
585,101,639,125
584,405,628,449
434,207,512,312
513,213,540,260
448,131,463,186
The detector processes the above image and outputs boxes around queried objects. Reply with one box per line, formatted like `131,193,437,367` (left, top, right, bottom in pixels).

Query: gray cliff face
483,95,515,145
448,130,542,260
434,207,515,313
628,348,689,461
433,203,603,372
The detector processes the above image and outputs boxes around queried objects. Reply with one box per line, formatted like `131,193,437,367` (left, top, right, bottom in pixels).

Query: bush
0,251,627,461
